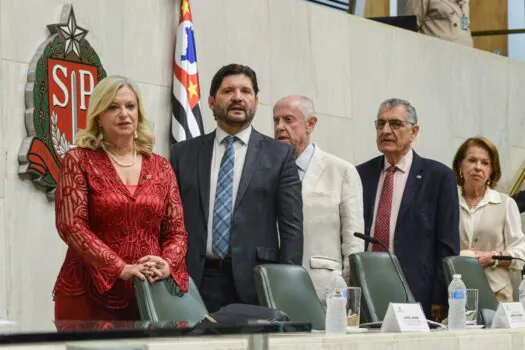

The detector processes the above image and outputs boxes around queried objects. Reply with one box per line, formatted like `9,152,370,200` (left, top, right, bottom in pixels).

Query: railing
509,166,525,197
472,29,525,37
307,0,349,11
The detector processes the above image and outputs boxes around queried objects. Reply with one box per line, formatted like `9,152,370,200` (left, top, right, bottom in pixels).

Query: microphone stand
492,255,525,276
492,255,525,264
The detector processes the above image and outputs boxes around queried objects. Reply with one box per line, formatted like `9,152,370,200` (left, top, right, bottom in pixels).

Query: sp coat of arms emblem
18,4,106,199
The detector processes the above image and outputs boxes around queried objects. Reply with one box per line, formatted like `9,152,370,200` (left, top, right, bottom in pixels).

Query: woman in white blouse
452,136,525,301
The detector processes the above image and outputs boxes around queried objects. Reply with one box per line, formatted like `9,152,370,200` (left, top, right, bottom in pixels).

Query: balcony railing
307,0,349,11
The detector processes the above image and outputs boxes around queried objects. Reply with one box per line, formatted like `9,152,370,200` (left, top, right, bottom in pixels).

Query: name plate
492,302,525,329
381,303,430,332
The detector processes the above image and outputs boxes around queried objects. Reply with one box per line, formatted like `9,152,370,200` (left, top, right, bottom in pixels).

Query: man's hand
431,304,447,322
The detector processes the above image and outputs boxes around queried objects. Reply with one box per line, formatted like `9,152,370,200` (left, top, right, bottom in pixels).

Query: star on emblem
48,5,88,58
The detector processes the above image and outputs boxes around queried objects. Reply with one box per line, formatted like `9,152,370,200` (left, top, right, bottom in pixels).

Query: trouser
199,257,241,313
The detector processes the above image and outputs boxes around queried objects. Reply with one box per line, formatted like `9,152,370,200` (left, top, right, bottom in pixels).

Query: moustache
228,104,246,112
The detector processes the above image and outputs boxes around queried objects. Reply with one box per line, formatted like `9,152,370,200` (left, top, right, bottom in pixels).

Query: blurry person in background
403,0,473,47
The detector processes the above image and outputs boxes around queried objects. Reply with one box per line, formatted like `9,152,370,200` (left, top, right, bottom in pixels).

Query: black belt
204,257,232,272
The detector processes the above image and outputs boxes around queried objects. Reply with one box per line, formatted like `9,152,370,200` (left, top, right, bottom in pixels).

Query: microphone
353,232,409,303
492,255,525,264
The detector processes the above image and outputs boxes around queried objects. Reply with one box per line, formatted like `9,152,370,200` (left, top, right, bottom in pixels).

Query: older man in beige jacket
403,0,473,47
273,95,364,306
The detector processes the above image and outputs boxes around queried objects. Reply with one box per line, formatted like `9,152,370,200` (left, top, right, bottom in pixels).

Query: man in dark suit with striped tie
171,64,303,312
356,98,459,320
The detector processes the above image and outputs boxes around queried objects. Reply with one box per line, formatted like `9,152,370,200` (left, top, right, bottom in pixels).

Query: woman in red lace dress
54,75,189,320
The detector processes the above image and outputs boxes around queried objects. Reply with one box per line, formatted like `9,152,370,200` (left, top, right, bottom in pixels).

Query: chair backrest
442,256,498,312
349,252,416,323
254,264,326,330
134,276,208,325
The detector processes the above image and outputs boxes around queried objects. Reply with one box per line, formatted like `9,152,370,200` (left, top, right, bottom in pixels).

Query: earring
460,172,463,178
134,130,138,139
98,125,104,140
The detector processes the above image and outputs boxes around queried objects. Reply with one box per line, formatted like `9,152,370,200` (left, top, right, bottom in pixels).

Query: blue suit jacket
356,151,459,315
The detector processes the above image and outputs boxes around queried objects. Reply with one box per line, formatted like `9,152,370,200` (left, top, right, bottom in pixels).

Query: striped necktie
212,135,236,259
373,164,397,252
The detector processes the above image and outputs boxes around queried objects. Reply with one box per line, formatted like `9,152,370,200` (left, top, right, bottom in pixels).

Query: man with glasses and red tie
356,98,459,321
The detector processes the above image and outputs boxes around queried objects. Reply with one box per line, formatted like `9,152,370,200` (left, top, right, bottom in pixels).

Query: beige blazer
459,189,525,297
404,0,473,47
301,146,364,304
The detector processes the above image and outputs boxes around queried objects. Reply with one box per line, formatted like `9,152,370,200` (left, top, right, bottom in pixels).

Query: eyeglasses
374,119,414,130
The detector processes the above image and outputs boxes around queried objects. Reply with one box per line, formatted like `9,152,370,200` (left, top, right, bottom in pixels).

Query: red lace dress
54,147,189,319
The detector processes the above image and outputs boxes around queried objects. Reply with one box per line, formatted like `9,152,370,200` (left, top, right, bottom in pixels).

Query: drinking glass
465,289,478,326
345,287,361,328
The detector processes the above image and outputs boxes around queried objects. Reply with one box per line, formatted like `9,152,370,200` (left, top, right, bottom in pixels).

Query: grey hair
377,98,418,124
297,96,316,121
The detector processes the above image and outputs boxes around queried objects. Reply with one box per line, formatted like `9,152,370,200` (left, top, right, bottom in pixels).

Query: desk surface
2,327,525,350
0,320,310,345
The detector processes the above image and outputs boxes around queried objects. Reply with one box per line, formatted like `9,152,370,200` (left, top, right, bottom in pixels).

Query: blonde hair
76,75,155,156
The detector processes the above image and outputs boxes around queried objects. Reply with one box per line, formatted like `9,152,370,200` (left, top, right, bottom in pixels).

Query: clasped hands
119,255,170,284
471,249,495,267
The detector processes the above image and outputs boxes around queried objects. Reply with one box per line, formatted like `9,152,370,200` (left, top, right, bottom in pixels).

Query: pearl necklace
101,143,137,168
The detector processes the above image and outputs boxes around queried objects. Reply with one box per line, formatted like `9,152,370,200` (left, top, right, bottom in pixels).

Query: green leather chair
254,264,326,330
349,252,416,323
134,276,208,325
442,256,498,325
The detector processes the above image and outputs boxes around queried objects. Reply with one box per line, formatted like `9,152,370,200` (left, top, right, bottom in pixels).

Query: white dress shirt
370,148,413,253
295,143,315,181
206,126,252,257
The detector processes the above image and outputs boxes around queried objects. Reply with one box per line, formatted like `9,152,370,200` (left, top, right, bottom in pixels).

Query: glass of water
345,287,361,328
465,289,479,326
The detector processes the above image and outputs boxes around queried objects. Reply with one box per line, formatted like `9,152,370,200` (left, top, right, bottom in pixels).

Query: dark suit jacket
357,151,459,316
170,128,304,304
512,190,525,213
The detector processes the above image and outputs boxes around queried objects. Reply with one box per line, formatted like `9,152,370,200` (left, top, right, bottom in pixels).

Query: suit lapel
366,156,384,227
396,151,424,227
198,132,215,225
234,130,263,211
302,145,326,192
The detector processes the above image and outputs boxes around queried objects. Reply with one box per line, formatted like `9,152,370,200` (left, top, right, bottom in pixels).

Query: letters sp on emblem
18,4,107,200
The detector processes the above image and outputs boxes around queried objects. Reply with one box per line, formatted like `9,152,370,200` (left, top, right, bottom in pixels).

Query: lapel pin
145,174,152,180
416,175,422,179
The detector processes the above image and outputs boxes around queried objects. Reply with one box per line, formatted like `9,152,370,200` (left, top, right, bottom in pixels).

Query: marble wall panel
67,0,125,78
308,5,352,118
122,0,175,87
268,0,316,105
0,0,64,63
136,83,171,157
312,115,355,164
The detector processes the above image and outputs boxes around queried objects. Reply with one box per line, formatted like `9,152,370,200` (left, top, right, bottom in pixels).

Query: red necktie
373,165,397,252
